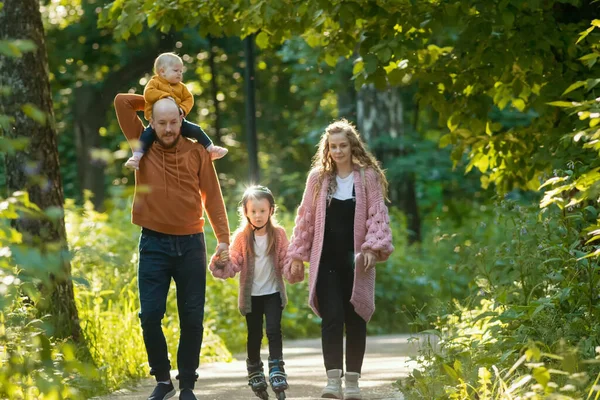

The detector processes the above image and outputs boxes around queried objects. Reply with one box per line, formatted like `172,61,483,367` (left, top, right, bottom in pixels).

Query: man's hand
364,251,377,271
215,242,229,262
291,259,303,277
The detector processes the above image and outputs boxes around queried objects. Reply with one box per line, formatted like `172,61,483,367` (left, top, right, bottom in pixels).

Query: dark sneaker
147,382,176,400
179,388,197,400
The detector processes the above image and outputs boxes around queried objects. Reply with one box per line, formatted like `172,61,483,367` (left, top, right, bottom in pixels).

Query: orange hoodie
114,93,230,243
143,75,194,121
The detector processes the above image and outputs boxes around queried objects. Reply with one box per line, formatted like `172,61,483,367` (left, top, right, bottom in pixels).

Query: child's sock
206,144,228,160
124,151,143,170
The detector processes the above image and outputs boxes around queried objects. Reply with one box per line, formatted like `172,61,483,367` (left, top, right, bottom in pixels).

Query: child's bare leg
113,93,148,170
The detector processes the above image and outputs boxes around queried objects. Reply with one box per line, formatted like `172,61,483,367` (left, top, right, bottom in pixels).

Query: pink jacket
283,167,394,322
209,226,292,316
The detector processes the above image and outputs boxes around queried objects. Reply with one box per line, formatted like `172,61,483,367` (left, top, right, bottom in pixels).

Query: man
114,94,230,400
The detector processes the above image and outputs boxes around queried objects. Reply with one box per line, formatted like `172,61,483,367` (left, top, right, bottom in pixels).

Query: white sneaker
344,372,362,400
321,369,343,399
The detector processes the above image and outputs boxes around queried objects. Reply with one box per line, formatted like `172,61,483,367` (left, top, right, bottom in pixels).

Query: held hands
215,242,229,266
364,251,377,271
291,259,303,277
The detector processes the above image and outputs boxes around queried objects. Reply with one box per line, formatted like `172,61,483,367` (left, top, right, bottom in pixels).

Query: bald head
153,98,180,119
150,98,182,148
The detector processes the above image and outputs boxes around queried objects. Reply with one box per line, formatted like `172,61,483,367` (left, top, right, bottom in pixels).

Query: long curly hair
311,118,389,202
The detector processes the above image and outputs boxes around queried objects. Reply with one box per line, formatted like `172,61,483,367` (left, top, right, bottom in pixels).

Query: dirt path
98,334,421,399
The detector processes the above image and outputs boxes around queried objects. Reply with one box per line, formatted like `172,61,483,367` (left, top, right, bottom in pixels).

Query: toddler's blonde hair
153,52,183,74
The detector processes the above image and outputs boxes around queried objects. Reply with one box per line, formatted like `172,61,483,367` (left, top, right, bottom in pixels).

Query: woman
284,119,394,399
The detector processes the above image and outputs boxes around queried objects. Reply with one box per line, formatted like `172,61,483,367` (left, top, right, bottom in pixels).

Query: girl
284,119,394,399
209,185,298,400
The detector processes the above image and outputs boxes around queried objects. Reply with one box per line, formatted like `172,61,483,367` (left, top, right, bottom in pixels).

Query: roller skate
247,359,269,399
268,358,288,400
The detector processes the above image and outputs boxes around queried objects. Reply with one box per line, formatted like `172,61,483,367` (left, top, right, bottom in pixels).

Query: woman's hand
364,251,377,271
291,259,304,276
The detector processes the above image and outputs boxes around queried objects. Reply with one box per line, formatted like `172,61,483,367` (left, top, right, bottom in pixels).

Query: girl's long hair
235,185,279,257
311,118,389,202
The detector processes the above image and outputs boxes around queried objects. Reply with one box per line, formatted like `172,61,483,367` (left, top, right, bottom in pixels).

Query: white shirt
252,234,279,296
332,173,355,200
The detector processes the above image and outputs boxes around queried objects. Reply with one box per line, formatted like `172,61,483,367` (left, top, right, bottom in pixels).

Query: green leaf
447,114,458,132
352,60,364,75
453,360,462,375
525,346,541,361
45,206,64,221
0,39,36,57
577,25,595,44
364,54,378,75
439,134,452,148
443,364,459,381
587,78,600,91
147,13,157,28
512,98,526,112
562,81,586,95
377,47,392,63
585,205,598,218
502,11,515,28
304,31,320,48
547,101,576,108
255,32,269,49
579,53,599,62
485,122,492,136
21,103,46,125
532,367,550,387
324,53,338,67
475,155,489,173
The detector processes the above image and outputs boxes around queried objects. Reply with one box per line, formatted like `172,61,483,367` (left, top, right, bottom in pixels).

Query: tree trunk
208,35,223,145
0,0,86,343
357,84,422,243
337,59,357,121
244,34,259,183
73,86,106,210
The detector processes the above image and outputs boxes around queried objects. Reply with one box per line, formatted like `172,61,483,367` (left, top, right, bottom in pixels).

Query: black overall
316,187,367,374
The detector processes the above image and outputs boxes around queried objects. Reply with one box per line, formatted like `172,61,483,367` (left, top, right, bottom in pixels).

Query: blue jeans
138,229,207,389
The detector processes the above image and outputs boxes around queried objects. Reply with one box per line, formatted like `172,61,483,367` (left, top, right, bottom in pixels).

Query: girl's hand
364,251,377,271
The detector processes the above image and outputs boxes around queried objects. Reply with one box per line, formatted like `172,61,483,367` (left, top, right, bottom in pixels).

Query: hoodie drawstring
160,147,182,197
162,151,167,197
176,148,181,189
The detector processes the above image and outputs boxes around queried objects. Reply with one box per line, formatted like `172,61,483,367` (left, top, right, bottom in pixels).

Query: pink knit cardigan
209,226,291,316
283,167,394,322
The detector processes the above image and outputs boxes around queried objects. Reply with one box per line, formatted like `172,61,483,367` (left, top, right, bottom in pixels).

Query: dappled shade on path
97,335,420,399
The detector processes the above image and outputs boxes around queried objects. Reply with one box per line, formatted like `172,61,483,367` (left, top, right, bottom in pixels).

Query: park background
2,0,600,399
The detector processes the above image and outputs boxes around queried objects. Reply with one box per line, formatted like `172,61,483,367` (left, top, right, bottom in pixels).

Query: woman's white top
332,173,355,200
